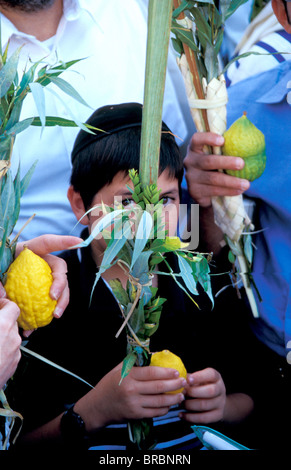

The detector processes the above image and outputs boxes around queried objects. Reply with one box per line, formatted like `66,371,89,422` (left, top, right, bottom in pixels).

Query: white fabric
220,0,254,62
226,2,291,85
1,0,191,242
234,2,282,53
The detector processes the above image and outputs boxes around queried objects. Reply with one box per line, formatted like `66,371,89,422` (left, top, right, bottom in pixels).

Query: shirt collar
64,0,98,25
63,0,82,21
0,0,94,46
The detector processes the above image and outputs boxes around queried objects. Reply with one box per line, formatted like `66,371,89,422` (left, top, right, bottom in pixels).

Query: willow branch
173,0,210,132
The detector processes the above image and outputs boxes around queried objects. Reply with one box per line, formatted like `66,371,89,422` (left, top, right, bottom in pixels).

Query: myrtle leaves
78,169,213,381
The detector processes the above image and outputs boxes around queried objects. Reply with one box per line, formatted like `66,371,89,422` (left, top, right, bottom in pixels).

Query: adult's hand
184,132,250,207
0,298,21,389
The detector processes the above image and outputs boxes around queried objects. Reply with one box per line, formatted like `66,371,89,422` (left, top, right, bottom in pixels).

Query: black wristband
60,404,87,446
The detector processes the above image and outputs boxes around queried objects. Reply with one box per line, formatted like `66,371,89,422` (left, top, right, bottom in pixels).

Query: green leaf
11,164,21,227
190,8,212,49
20,345,94,389
5,99,23,130
172,0,193,18
171,37,184,56
190,255,214,306
0,135,13,160
228,249,236,264
129,300,145,334
130,210,153,269
142,284,154,306
108,278,130,306
29,82,46,128
0,47,20,98
243,233,253,265
131,251,153,281
177,253,199,295
74,208,126,248
36,58,85,87
171,20,199,53
44,86,95,134
214,29,224,54
205,42,219,81
20,160,38,197
48,75,91,109
31,116,78,127
225,0,250,21
6,117,34,136
0,220,11,281
219,0,233,22
120,351,137,383
0,170,15,235
16,61,38,98
224,235,241,256
90,220,133,302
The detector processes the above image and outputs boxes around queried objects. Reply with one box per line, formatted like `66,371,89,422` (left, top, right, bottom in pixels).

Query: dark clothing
8,234,260,449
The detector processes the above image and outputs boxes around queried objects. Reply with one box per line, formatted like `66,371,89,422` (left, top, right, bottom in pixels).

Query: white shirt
1,0,192,242
225,2,291,86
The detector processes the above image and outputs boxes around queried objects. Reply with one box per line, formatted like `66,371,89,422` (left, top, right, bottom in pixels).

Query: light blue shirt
227,61,291,356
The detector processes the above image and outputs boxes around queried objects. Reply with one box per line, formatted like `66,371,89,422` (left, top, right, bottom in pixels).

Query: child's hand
180,367,226,424
74,363,186,433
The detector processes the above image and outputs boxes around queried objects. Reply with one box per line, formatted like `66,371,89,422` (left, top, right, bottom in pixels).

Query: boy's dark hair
70,103,184,209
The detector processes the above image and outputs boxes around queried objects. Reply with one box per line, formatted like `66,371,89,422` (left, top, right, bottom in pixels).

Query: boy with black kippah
8,103,258,450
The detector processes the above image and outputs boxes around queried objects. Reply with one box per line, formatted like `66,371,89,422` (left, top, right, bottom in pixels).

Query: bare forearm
18,414,63,446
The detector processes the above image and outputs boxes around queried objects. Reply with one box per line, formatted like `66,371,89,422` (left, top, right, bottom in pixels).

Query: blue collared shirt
227,61,291,356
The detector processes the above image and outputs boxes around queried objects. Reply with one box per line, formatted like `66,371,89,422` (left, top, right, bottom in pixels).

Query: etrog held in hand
223,112,266,182
5,247,56,331
150,350,187,394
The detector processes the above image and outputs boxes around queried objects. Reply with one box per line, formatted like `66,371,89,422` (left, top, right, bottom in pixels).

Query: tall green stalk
139,0,173,188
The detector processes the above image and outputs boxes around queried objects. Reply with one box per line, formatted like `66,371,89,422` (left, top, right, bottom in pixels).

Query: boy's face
68,169,180,260
89,168,180,238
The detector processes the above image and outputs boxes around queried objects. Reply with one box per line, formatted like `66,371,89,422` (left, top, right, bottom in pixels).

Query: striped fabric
88,406,203,451
225,29,291,86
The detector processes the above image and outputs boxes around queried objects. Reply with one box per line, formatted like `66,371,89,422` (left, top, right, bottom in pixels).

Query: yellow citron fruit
222,112,266,182
150,349,187,394
5,247,56,330
163,236,189,251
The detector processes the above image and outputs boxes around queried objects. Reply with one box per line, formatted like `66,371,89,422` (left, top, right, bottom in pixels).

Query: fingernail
215,136,224,145
23,329,34,337
188,376,194,385
240,180,250,190
178,393,185,402
53,306,63,318
0,283,6,298
51,289,61,301
235,158,244,169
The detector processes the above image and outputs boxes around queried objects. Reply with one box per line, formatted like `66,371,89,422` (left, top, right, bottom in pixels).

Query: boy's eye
160,196,172,206
122,198,135,207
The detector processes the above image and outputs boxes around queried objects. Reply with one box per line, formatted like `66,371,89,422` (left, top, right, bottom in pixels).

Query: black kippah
71,102,171,162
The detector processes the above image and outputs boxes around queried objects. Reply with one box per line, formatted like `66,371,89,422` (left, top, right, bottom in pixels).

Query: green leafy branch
0,25,96,449
75,169,214,380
